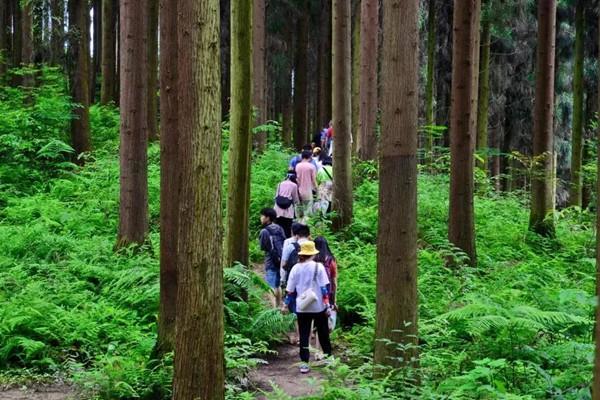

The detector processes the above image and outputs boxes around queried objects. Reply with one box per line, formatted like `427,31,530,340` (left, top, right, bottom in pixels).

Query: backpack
266,224,286,267
283,241,301,273
275,184,293,209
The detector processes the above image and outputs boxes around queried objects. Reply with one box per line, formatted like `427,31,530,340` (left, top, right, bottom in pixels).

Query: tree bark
12,0,22,69
529,0,556,237
147,0,158,141
350,0,360,154
357,0,378,161
0,0,7,75
172,0,224,397
21,1,33,66
117,0,149,247
253,0,267,152
569,0,584,207
594,13,600,392
424,0,436,165
225,0,253,267
475,17,491,172
156,0,178,356
318,0,332,129
100,0,117,104
448,0,480,266
332,0,353,230
293,0,308,151
50,0,64,65
375,0,419,371
91,0,101,102
67,0,91,157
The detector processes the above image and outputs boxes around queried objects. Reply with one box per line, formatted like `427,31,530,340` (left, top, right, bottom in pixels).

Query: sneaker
299,363,310,374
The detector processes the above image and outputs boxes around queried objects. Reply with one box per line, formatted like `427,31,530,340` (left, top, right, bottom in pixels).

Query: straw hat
298,240,320,256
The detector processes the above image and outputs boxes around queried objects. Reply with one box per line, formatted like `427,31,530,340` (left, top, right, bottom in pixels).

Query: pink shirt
274,180,300,219
295,161,317,201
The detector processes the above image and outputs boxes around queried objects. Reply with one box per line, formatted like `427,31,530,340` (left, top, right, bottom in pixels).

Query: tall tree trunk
594,13,600,390
156,0,178,356
424,0,436,165
253,0,267,152
147,0,158,141
569,0,584,207
50,0,64,65
357,0,378,161
21,1,33,66
91,0,101,102
476,17,491,172
375,0,419,371
225,0,252,267
0,0,7,75
448,0,480,266
117,0,149,247
529,0,556,237
332,0,353,230
318,0,332,129
67,0,91,157
12,0,22,68
350,1,360,154
100,0,117,104
172,0,224,396
293,0,308,151
220,0,231,121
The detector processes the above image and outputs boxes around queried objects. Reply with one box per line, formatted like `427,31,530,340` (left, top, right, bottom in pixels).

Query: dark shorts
265,268,280,289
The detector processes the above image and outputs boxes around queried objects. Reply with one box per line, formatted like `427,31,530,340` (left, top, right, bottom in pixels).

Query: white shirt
286,260,329,313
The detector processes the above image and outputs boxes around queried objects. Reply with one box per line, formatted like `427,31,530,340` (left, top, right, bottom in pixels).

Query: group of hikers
258,130,338,374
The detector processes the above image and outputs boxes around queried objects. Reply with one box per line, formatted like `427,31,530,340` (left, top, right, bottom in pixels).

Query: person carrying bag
284,241,332,374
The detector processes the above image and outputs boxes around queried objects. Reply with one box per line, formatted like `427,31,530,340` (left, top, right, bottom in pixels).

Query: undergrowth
0,68,597,399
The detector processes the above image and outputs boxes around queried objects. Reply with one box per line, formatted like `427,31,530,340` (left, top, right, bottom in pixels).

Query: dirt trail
0,385,75,400
249,343,325,399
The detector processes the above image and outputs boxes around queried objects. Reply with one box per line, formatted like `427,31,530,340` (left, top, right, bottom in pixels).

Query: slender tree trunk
350,1,360,154
375,0,419,371
293,0,308,151
21,1,33,66
357,0,378,161
253,0,267,151
448,0,480,266
529,0,556,237
220,0,231,121
476,17,491,172
117,0,149,247
172,0,224,396
156,0,178,356
594,13,600,391
424,0,436,165
0,0,7,76
332,0,353,230
225,0,252,267
569,0,584,207
318,0,331,128
50,0,64,65
67,0,91,157
100,0,117,104
147,0,158,141
91,0,101,102
12,0,22,68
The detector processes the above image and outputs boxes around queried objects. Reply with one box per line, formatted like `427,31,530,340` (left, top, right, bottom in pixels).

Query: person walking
295,150,318,221
259,208,287,308
285,241,332,373
280,223,311,289
289,144,318,171
316,157,333,215
274,173,300,238
314,236,338,308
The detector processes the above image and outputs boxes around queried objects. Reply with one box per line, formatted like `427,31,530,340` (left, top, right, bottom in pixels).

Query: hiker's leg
264,268,280,308
315,310,332,356
297,313,313,362
274,287,282,308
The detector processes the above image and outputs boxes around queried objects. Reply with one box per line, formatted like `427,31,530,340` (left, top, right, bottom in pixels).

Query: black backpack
266,224,286,265
283,241,301,273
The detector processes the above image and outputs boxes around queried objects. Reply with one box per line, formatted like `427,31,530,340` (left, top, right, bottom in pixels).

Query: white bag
295,263,319,313
328,309,337,332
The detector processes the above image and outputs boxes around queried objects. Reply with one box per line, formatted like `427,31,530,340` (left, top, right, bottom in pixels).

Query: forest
0,0,599,399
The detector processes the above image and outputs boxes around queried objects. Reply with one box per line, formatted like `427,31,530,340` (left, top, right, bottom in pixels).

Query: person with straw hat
284,240,332,373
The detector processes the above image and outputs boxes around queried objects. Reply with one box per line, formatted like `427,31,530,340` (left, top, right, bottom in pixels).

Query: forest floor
249,342,325,399
0,385,75,400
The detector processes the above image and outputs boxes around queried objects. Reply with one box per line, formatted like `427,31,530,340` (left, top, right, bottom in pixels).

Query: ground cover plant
0,70,597,399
